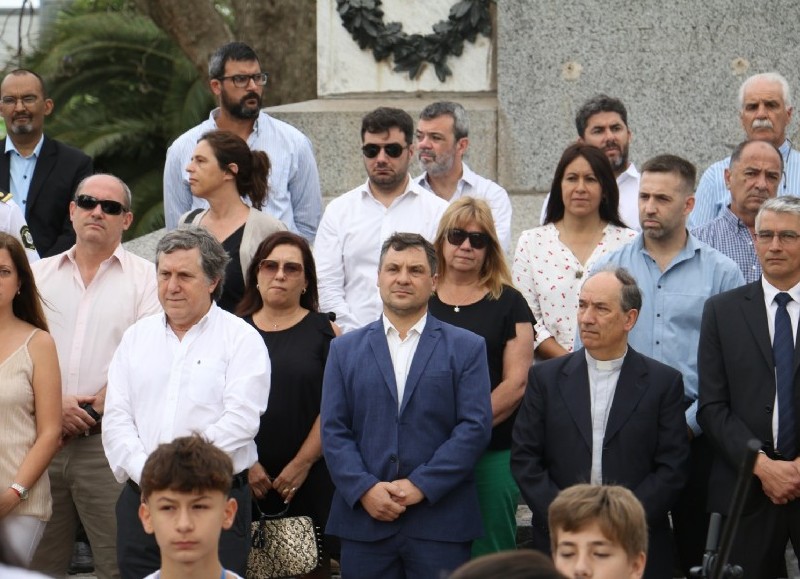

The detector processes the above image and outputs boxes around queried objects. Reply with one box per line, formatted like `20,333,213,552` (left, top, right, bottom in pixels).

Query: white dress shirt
761,278,800,448
0,196,38,263
415,162,514,253
102,303,271,483
314,177,447,333
32,244,161,397
383,314,426,409
586,349,626,484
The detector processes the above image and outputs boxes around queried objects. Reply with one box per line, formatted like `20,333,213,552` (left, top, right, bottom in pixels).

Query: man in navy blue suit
321,232,493,579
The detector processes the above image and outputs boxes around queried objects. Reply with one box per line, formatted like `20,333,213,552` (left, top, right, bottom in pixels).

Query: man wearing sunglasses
414,101,513,253
163,41,322,243
315,107,448,333
30,174,161,579
0,69,93,257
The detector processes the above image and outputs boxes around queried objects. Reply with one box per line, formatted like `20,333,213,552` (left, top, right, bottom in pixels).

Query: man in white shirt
29,174,160,578
414,101,513,253
102,227,271,579
511,267,689,579
315,107,448,332
540,95,640,230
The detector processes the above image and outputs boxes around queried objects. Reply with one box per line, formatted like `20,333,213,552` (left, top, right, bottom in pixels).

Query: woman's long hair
0,232,48,331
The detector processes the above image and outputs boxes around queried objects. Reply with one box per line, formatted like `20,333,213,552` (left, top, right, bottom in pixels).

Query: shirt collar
61,243,126,270
721,208,749,230
164,301,217,332
779,139,792,157
208,107,262,137
361,175,415,200
636,230,702,263
617,162,639,184
383,312,427,338
762,277,800,305
5,134,44,158
585,348,627,372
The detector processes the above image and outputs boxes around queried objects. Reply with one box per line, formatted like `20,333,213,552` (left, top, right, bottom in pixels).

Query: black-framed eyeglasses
361,143,407,159
446,228,490,250
258,259,304,278
216,73,269,88
75,195,128,215
0,95,38,107
755,230,800,245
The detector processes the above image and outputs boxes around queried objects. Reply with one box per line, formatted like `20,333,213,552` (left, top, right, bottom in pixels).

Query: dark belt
127,469,249,494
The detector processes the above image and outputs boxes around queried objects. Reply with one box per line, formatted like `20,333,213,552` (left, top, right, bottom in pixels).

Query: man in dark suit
321,232,493,579
698,196,800,578
511,267,689,579
0,69,92,257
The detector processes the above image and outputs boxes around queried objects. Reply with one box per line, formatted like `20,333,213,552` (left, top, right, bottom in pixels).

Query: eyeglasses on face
446,228,490,250
216,73,269,88
75,194,128,215
258,259,304,278
755,230,800,245
361,143,407,159
1,95,38,107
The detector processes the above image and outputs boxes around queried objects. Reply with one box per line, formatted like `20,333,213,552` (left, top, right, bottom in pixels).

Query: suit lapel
742,282,775,370
399,317,441,415
26,137,56,213
558,352,592,451
604,349,648,445
367,323,399,408
0,138,10,192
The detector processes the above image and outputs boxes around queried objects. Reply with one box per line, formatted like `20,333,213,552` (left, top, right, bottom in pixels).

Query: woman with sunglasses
0,233,61,567
429,197,534,557
181,129,286,312
514,143,636,360
237,231,340,578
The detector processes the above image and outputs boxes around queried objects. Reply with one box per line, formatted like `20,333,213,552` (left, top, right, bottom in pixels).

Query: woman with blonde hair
429,197,534,557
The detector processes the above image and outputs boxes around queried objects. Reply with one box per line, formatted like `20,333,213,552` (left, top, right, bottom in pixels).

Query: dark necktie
774,292,796,459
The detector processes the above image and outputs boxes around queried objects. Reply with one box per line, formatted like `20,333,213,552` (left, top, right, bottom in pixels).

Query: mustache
752,119,774,130
241,91,261,103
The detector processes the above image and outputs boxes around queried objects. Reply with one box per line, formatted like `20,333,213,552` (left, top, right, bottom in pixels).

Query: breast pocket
188,359,227,406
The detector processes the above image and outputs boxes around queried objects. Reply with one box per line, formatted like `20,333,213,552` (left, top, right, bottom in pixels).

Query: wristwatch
10,483,29,500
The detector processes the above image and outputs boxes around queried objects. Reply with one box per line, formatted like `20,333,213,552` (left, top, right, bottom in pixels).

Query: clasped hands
360,479,424,522
755,454,800,505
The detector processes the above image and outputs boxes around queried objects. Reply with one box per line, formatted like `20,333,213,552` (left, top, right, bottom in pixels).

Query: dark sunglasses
446,228,490,250
361,143,406,159
258,259,304,278
75,194,128,215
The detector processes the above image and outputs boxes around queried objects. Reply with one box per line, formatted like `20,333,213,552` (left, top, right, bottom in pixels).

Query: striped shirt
692,209,761,283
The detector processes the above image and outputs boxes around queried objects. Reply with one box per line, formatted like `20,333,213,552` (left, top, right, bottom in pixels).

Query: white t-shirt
142,571,244,579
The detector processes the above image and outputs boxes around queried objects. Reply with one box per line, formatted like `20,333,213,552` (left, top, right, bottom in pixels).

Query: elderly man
0,69,93,256
540,94,641,230
29,175,160,578
163,41,321,242
315,107,447,332
690,72,799,228
413,101,513,252
699,196,800,577
102,227,270,579
693,140,784,283
511,267,689,579
321,233,492,578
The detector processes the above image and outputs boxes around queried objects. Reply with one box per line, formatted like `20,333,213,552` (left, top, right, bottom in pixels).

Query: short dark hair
361,107,414,145
575,94,628,137
3,68,48,98
199,130,270,210
419,101,469,140
236,231,320,316
208,42,260,79
140,435,233,500
544,143,626,227
729,139,784,173
156,227,230,302
449,550,565,579
379,232,436,273
641,154,697,196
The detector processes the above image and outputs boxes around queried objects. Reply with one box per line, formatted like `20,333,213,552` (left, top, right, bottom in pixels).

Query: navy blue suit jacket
321,314,493,543
0,136,93,256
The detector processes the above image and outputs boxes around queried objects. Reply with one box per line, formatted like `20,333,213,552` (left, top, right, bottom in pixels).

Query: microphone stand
689,438,760,579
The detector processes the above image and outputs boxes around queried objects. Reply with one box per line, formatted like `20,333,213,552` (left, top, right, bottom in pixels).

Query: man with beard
163,42,321,242
579,154,743,576
413,101,512,253
314,107,447,333
690,72,800,228
693,140,784,282
0,69,93,257
540,95,640,230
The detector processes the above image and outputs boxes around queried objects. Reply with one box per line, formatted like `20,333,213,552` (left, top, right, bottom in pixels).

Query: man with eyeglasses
413,101,513,253
163,41,322,243
314,107,448,333
699,196,800,577
693,140,784,283
29,174,161,579
0,69,93,257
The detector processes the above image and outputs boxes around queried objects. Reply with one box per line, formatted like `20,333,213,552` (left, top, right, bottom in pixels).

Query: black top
429,284,534,449
218,224,245,313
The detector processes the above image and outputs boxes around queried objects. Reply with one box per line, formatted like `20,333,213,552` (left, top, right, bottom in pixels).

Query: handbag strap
253,497,292,519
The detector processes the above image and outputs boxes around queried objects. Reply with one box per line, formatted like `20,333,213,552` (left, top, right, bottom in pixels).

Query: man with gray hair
102,226,271,579
690,72,800,227
414,101,513,252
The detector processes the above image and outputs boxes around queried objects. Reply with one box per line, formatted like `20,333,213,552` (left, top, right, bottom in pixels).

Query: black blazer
0,136,93,256
698,281,800,514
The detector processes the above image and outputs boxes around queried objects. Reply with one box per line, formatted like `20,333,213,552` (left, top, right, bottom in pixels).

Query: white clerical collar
585,348,627,372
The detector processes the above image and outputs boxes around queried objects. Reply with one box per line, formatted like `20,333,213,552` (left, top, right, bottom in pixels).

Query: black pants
672,433,713,575
115,481,251,579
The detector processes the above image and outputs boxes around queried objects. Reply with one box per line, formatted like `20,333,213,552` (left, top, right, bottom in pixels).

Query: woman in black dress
238,231,340,579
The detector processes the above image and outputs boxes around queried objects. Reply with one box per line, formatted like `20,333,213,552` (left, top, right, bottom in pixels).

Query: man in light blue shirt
583,154,743,576
690,72,799,228
163,42,321,242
